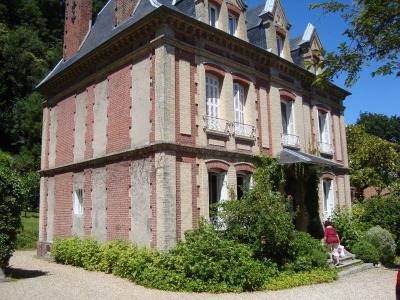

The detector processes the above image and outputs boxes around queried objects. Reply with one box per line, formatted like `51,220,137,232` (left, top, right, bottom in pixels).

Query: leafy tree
347,124,400,198
0,151,23,270
356,112,400,144
310,0,400,87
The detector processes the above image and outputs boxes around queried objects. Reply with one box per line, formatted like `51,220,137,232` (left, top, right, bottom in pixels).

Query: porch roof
278,148,346,169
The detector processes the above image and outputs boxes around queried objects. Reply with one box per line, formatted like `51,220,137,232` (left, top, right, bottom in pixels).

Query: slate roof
38,0,177,88
246,3,264,30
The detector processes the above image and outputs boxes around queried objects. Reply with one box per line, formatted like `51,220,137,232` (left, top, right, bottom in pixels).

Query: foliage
286,231,328,272
352,240,380,265
364,226,396,265
331,208,364,251
16,212,39,250
220,157,294,265
357,112,400,144
346,125,400,198
264,268,337,291
310,0,400,87
303,169,324,239
52,225,279,293
361,195,400,253
0,152,23,269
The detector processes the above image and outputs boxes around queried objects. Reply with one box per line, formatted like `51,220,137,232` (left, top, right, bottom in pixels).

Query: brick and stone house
37,0,351,255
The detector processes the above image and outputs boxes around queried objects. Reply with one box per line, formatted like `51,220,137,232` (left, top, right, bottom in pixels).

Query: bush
264,268,337,290
287,231,328,271
0,152,23,270
98,240,130,273
361,195,400,253
352,240,380,264
364,226,396,265
53,236,83,266
331,209,365,251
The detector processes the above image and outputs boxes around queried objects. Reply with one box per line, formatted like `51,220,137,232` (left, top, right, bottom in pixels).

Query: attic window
276,34,284,57
209,4,219,27
228,14,237,36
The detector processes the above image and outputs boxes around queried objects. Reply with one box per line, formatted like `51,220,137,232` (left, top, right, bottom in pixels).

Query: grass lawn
16,212,39,250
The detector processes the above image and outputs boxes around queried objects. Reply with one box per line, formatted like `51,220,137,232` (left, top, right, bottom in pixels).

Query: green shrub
364,226,396,265
52,236,83,266
0,152,23,269
80,239,101,270
264,268,337,290
287,231,328,271
98,240,130,273
331,209,364,251
352,240,380,264
361,195,400,253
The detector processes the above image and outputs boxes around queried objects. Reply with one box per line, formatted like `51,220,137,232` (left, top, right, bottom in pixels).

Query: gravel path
0,251,397,300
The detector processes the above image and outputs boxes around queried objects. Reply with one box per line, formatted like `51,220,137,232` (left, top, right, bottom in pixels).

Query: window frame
322,178,335,219
276,34,284,57
280,100,295,135
233,82,245,124
318,111,331,144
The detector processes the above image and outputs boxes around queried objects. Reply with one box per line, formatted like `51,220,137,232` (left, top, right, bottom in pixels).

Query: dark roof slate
246,3,264,30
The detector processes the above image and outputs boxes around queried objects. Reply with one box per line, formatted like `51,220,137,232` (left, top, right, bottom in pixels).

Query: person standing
324,220,341,265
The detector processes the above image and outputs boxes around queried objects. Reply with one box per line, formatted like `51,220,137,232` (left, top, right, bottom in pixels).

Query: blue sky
246,0,399,124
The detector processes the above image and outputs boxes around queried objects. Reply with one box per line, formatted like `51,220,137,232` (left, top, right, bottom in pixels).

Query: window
281,101,294,135
206,74,219,118
233,83,245,124
237,174,251,199
208,172,228,223
228,14,237,36
208,4,218,27
276,34,284,57
318,111,332,154
73,189,83,215
322,179,335,219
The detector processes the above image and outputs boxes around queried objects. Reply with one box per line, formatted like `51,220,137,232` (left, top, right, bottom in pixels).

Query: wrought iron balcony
319,141,334,155
233,122,256,140
281,133,300,149
203,115,230,135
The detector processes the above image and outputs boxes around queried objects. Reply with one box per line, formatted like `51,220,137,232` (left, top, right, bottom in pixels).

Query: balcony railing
281,133,300,149
319,141,333,155
233,122,256,140
203,115,230,135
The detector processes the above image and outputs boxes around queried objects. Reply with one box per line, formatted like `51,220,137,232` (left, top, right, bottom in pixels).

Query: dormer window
228,14,237,36
209,4,219,28
276,34,284,57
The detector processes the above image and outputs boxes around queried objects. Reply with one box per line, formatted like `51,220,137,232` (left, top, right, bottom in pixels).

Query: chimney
113,0,138,27
63,0,93,61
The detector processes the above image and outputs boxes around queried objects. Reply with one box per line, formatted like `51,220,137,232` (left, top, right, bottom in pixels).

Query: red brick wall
175,50,197,145
113,0,138,27
106,161,131,240
63,0,92,60
150,156,157,248
107,65,132,154
84,85,95,160
54,173,73,238
56,95,76,167
83,169,92,236
42,177,48,241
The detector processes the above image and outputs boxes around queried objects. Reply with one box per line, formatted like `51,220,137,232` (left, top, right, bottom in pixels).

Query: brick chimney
63,0,93,61
113,0,138,27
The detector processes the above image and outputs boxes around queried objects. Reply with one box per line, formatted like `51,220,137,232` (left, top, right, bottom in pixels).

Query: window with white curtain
233,82,245,124
281,101,294,135
318,111,330,144
276,34,284,57
206,74,219,118
208,171,228,224
73,189,83,215
323,179,335,219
